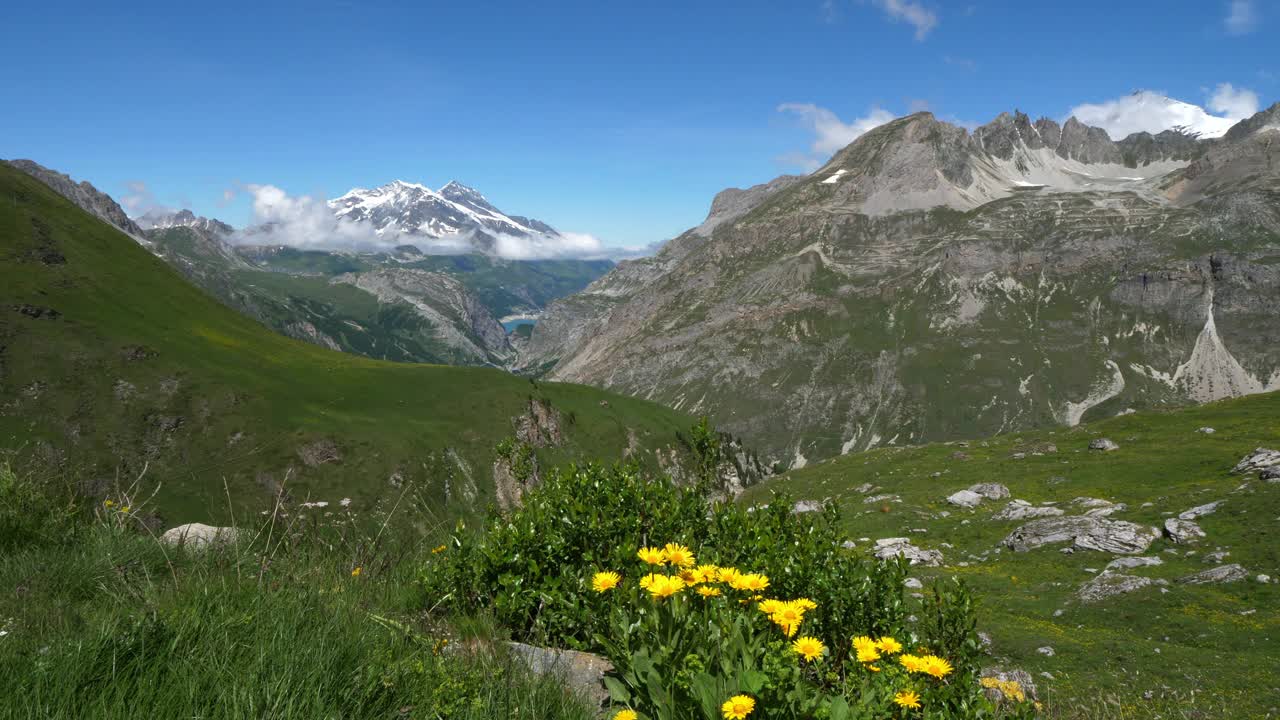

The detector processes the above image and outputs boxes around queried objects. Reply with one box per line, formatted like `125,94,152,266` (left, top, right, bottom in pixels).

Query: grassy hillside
0,163,695,524
744,392,1280,717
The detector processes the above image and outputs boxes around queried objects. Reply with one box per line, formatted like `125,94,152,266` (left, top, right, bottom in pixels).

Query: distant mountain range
3,160,612,366
522,101,1280,467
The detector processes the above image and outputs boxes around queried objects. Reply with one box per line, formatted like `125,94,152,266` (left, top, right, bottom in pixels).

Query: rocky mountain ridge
522,103,1280,467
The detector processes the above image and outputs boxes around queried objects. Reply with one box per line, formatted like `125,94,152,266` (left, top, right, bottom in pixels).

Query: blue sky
2,0,1274,251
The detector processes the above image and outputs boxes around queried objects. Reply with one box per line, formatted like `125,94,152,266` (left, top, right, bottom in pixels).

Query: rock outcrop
1003,516,1161,554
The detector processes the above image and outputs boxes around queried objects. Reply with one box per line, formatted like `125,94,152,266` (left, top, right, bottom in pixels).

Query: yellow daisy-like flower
920,655,954,679
867,664,881,672
898,654,926,673
770,604,806,637
639,573,659,590
893,690,921,709
612,710,638,720
351,567,362,577
717,567,743,585
736,573,770,592
791,636,826,662
431,544,447,554
697,586,722,597
721,694,756,720
693,564,720,583
852,636,881,664
638,546,667,565
644,574,686,599
757,599,785,615
663,543,696,567
592,571,621,593
877,636,903,655
103,499,115,508
792,598,817,611
120,506,131,514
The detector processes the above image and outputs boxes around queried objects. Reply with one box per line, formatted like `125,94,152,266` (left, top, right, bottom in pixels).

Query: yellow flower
697,586,722,597
431,544,447,554
791,636,826,662
721,694,756,720
876,636,903,654
103,500,115,508
770,603,807,637
612,711,638,720
663,543,695,567
792,598,817,611
893,690,921,709
638,546,667,565
643,574,686,599
351,567,362,577
120,506,131,514
898,654,926,673
693,564,720,583
757,599,785,615
919,655,953,679
736,573,769,592
980,677,1026,702
592,571,621,593
639,573,660,590
679,568,699,584
717,567,742,585
852,636,881,664
867,664,881,672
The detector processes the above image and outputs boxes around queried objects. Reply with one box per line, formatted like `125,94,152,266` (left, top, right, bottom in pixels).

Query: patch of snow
821,169,848,185
1060,359,1125,426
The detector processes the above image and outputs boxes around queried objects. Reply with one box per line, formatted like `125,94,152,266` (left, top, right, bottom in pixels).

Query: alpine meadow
2,2,1278,718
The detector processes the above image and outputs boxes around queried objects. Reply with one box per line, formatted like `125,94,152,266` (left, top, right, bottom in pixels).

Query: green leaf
604,676,631,704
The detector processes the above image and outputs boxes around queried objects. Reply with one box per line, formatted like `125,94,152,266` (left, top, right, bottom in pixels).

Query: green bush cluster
421,462,1032,718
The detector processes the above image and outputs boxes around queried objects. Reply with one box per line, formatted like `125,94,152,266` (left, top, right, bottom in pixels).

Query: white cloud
231,183,608,260
233,184,394,251
489,230,606,260
1067,87,1258,140
778,103,897,169
873,0,937,40
121,180,157,214
1225,0,1258,34
1208,82,1260,118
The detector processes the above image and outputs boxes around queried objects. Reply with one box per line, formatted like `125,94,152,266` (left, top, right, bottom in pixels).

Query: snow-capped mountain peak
327,179,555,253
1069,91,1243,141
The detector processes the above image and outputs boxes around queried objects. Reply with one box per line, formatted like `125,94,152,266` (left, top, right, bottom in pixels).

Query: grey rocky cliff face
7,159,146,237
521,106,1280,468
333,268,512,364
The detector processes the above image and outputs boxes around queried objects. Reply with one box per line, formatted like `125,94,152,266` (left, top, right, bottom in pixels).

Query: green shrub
421,463,1035,718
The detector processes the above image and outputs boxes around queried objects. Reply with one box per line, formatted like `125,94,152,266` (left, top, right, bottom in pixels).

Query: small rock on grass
1179,564,1249,585
1089,438,1120,452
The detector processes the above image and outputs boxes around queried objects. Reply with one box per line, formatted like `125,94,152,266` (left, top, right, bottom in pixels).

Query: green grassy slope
0,163,695,524
745,392,1280,718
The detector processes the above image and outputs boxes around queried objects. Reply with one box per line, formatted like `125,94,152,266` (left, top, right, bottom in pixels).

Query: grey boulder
1178,501,1222,520
874,537,944,566
160,523,241,550
1180,564,1249,585
1089,438,1120,451
992,500,1064,521
947,489,984,508
1077,573,1156,603
1231,448,1280,474
1163,518,1206,544
968,483,1010,500
1003,516,1161,554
